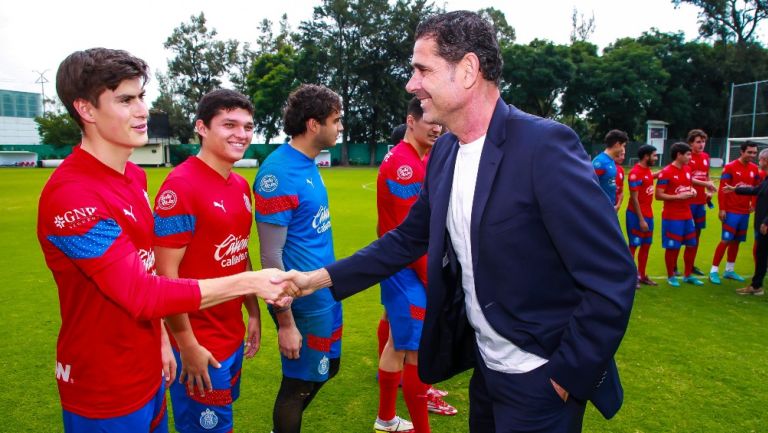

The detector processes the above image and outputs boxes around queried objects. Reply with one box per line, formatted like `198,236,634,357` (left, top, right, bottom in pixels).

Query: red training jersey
627,164,654,218
377,141,428,285
657,163,694,220
37,145,199,418
153,156,253,360
688,151,710,205
718,159,760,214
615,165,625,205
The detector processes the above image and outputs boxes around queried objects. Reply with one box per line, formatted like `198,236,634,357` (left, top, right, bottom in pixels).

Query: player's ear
406,114,415,129
73,98,96,125
460,52,481,89
306,118,319,134
195,119,208,139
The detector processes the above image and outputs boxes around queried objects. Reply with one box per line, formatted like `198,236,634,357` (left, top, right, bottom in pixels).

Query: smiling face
82,77,148,149
197,107,254,165
406,37,464,126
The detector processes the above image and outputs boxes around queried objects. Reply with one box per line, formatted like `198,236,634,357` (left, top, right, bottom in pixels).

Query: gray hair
759,148,768,159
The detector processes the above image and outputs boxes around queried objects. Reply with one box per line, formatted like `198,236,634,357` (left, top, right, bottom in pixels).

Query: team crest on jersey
53,207,98,229
259,174,278,193
397,165,413,180
157,190,177,210
318,355,330,375
199,408,218,430
243,193,252,213
629,174,637,181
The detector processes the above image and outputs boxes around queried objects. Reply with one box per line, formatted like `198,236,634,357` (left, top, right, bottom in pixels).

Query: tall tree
478,7,516,47
672,0,768,45
570,8,596,43
247,45,300,144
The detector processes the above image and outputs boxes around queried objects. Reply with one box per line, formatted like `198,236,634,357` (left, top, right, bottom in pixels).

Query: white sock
710,266,719,274
726,262,735,272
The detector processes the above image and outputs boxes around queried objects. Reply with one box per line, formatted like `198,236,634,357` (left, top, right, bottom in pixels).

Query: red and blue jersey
592,152,617,204
37,145,199,418
254,143,336,316
153,156,253,360
688,151,710,205
657,163,694,220
627,164,655,218
377,140,428,285
718,159,759,214
615,165,625,205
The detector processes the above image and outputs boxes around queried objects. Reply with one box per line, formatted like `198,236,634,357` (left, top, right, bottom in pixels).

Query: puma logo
123,206,136,222
213,200,226,213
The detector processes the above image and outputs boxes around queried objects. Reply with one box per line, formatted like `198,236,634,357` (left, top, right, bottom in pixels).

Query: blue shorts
625,211,654,246
722,212,750,242
690,204,707,229
169,346,243,433
381,268,426,351
272,303,343,382
63,380,168,433
662,219,698,249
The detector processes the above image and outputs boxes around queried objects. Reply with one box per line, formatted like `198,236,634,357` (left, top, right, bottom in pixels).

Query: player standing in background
627,145,659,286
37,48,292,433
592,129,628,206
656,142,700,287
686,129,717,276
154,89,261,433
709,142,759,284
614,147,626,212
253,84,344,433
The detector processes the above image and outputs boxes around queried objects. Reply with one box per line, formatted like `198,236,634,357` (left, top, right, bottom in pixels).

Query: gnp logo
53,207,98,229
312,206,331,234
56,361,72,383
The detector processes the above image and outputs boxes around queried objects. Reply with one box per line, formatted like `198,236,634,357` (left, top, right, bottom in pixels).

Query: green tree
247,45,300,144
672,0,768,45
35,112,81,148
151,72,195,143
478,7,516,47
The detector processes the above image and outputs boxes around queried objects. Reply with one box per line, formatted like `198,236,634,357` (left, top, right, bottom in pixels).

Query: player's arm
628,190,649,231
655,181,693,201
614,189,623,213
244,259,262,359
692,177,716,192
718,169,733,221
257,222,302,359
160,321,176,388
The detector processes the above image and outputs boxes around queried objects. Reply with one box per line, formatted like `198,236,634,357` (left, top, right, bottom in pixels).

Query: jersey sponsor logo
56,361,72,383
53,207,98,229
645,185,655,196
312,205,332,234
123,205,137,222
243,193,252,213
259,174,278,193
674,185,691,195
199,408,219,430
397,165,413,180
318,355,330,375
138,248,156,274
157,190,177,210
214,234,250,267
213,200,226,213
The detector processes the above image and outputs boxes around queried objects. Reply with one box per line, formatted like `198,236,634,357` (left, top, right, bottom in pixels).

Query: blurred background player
709,141,759,284
374,98,456,433
592,129,628,206
153,89,261,433
686,129,717,275
627,145,659,286
614,147,626,212
656,142,700,287
253,84,344,433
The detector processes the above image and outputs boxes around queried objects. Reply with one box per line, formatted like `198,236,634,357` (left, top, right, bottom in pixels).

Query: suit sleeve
533,124,636,401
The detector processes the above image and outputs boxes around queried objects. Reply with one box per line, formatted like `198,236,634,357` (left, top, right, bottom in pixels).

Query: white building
0,89,42,145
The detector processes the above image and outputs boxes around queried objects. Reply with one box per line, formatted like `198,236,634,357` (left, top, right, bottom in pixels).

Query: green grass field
0,166,766,432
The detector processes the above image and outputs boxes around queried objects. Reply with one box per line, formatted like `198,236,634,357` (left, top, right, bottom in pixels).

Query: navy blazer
327,99,636,419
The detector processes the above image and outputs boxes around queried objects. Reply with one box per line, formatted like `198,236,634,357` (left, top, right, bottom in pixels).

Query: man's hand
723,185,736,193
244,315,261,359
178,344,220,397
719,210,726,222
704,181,717,192
639,218,649,232
760,223,767,235
550,378,569,402
271,269,315,296
160,328,177,388
278,324,302,359
247,268,300,304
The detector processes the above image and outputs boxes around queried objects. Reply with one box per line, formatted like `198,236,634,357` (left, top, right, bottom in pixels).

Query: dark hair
407,97,424,120
741,141,759,152
604,129,628,148
415,11,503,84
391,124,407,145
283,84,342,137
670,142,691,160
686,129,707,144
56,48,149,129
637,144,657,160
195,89,254,140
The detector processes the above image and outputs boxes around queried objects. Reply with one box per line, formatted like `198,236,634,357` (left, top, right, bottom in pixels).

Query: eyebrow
115,91,145,101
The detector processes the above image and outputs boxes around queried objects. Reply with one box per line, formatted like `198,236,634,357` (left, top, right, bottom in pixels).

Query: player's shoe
374,416,414,432
723,271,745,282
427,386,448,398
709,272,721,285
638,276,657,286
736,286,765,296
673,269,682,277
683,276,704,286
667,277,680,287
427,394,457,416
691,266,705,276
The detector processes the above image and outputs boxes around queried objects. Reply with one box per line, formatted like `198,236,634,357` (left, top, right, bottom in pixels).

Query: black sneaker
691,266,705,276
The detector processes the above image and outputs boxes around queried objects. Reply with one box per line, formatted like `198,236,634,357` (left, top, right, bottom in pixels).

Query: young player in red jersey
614,147,626,212
627,145,659,286
686,129,717,275
153,90,261,433
709,142,760,284
656,142,700,287
37,49,293,433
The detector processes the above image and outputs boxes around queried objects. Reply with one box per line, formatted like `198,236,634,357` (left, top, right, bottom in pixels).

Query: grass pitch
0,166,765,432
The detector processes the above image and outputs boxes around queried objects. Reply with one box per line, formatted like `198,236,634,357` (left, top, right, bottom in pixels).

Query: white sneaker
374,416,415,432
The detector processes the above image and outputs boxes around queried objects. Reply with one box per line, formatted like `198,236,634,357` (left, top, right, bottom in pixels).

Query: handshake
248,268,330,307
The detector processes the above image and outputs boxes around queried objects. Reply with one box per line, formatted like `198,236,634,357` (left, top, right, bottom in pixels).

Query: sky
1,0,760,103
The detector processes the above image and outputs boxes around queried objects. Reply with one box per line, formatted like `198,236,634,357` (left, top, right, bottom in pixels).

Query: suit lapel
433,136,460,242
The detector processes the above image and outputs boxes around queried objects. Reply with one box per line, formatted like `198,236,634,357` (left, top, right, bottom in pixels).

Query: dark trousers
752,231,768,288
469,351,586,433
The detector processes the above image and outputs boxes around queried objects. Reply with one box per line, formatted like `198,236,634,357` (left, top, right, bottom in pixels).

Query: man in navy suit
277,10,636,433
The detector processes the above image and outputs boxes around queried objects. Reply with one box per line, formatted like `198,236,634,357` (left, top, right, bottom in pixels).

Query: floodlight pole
725,82,734,164
33,70,49,115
